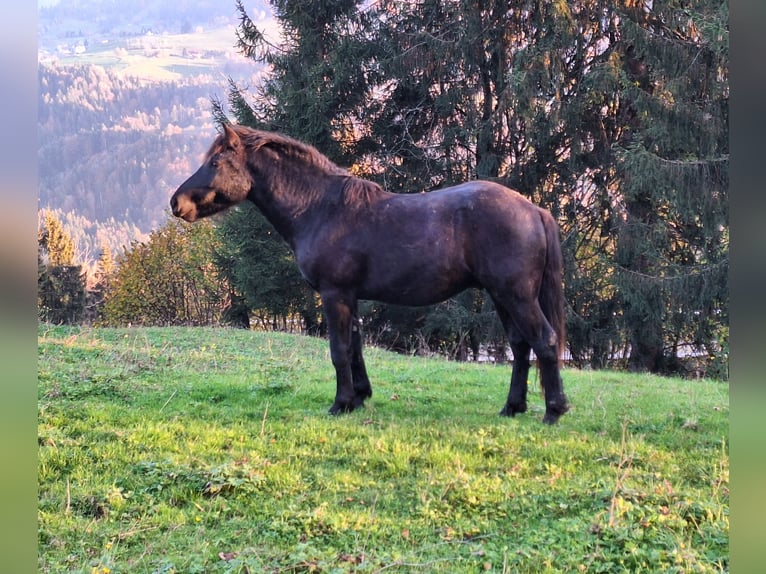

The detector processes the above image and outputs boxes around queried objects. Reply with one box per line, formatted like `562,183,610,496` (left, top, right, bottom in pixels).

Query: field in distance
39,24,271,81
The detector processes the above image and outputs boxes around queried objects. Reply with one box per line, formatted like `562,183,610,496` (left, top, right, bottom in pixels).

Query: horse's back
369,180,548,259
298,178,552,305
430,180,548,242
431,181,551,290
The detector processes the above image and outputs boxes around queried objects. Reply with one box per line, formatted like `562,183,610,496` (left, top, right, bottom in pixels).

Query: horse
171,124,570,424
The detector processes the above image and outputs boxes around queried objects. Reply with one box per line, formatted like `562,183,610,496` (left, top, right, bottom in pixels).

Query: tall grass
38,325,728,573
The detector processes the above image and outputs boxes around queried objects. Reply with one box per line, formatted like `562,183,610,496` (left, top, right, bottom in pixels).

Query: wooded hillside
37,0,272,261
38,63,221,259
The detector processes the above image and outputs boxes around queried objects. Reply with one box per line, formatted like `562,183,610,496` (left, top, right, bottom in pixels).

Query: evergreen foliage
213,203,321,332
40,210,76,267
611,2,729,375
38,210,87,324
38,265,87,325
220,0,727,376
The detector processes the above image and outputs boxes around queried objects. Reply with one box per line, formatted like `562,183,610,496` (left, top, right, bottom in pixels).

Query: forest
37,0,271,261
38,63,224,260
38,0,729,379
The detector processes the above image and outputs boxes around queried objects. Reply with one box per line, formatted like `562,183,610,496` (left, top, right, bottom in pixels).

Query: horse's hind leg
493,297,569,424
538,352,569,425
351,315,372,403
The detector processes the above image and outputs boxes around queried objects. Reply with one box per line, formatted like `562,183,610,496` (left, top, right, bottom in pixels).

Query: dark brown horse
171,124,570,423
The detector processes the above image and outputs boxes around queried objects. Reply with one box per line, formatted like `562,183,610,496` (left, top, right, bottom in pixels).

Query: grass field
37,325,729,573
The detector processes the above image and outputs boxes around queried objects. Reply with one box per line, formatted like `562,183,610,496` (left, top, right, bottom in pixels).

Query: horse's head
170,124,252,222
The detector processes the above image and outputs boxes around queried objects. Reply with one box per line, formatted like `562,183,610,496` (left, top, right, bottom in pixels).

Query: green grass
38,325,729,573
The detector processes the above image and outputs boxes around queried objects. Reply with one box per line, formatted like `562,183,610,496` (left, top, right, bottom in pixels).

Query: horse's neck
249,166,341,246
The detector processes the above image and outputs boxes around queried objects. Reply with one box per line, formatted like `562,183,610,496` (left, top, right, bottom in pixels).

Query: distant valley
38,0,274,264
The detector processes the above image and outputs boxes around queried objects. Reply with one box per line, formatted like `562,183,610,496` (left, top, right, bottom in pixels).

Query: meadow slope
38,326,729,573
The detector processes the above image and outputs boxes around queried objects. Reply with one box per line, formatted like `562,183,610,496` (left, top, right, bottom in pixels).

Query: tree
101,218,229,326
230,0,375,164
86,243,117,324
224,0,728,375
38,210,86,324
213,203,321,332
610,1,729,374
39,210,75,267
38,263,87,325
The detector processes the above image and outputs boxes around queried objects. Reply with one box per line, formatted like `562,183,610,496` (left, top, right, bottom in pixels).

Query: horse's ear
222,123,241,151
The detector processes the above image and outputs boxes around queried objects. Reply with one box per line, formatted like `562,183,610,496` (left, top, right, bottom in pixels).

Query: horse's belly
358,264,477,306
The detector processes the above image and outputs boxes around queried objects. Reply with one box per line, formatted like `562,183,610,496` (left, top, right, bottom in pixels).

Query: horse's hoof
499,402,527,417
542,412,559,425
329,399,360,415
329,403,350,415
542,402,570,425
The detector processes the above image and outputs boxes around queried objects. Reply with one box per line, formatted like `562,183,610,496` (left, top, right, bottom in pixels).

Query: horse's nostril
170,196,179,215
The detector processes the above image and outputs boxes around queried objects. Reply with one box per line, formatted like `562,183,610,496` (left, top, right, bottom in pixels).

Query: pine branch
234,0,283,61
614,257,728,284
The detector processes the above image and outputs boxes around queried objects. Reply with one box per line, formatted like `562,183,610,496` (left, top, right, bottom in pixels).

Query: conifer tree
96,244,116,279
224,0,728,374
229,0,374,163
38,210,86,324
40,210,75,267
213,203,320,332
609,1,729,374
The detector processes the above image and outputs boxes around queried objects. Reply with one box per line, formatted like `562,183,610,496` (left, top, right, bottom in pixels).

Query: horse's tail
538,209,566,364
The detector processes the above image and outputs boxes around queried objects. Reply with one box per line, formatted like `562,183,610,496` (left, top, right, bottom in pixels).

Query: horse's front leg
323,291,363,414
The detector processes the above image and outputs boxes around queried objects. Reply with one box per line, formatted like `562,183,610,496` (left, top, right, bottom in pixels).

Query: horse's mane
227,124,387,207
340,177,388,208
230,125,347,177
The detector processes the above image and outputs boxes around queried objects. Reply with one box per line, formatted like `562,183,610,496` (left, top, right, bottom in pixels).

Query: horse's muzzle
170,193,197,222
